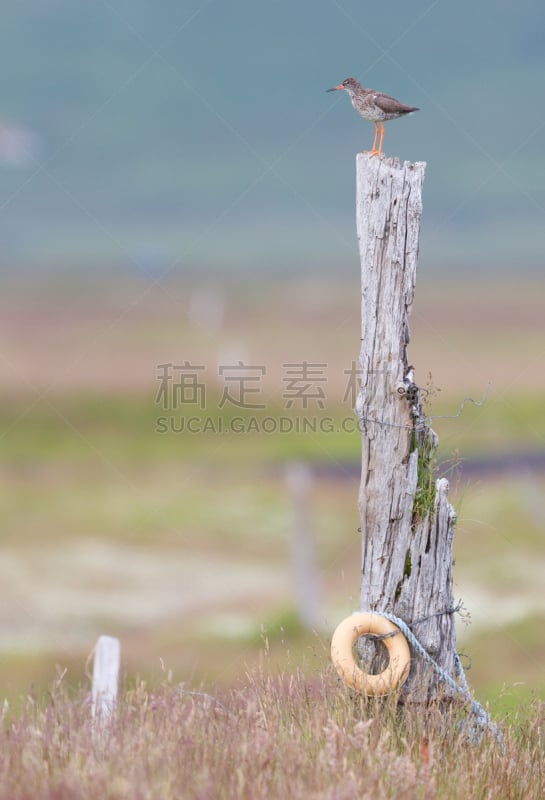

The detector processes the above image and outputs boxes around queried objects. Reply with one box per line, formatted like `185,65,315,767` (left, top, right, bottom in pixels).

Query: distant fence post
355,154,457,701
285,461,320,630
92,635,120,719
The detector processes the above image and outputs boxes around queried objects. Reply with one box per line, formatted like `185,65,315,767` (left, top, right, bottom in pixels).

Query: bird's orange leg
378,122,385,156
369,121,379,155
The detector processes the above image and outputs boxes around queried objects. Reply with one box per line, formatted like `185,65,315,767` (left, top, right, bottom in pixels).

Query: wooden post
92,635,120,719
355,154,457,701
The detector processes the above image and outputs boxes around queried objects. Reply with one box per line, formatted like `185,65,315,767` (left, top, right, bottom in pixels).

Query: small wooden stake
92,635,120,719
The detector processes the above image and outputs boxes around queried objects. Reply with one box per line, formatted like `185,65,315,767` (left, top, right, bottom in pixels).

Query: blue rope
367,610,505,751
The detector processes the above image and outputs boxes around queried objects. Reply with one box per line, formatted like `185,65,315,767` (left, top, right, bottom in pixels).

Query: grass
0,393,362,465
1,666,543,800
1,390,544,468
4,391,542,510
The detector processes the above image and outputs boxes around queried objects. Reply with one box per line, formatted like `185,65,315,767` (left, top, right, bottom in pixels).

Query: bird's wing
373,93,418,115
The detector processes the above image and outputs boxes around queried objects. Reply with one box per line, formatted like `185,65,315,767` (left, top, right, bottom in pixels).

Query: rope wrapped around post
331,610,504,750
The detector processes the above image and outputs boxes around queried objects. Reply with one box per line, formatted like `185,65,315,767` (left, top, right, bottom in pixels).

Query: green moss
410,426,437,522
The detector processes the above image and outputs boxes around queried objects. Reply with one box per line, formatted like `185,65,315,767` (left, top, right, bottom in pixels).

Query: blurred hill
0,0,544,272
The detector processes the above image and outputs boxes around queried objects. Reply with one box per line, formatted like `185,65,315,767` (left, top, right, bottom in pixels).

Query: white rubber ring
331,612,411,696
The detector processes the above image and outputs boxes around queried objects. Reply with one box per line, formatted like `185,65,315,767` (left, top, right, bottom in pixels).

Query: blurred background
1,0,544,711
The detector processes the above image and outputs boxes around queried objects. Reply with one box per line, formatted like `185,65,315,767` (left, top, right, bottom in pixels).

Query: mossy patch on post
411,428,438,522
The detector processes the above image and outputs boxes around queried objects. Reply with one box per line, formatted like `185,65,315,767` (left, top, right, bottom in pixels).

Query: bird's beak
326,84,345,93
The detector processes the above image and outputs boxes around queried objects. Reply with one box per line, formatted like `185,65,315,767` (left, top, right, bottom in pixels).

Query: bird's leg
370,121,379,154
378,122,385,156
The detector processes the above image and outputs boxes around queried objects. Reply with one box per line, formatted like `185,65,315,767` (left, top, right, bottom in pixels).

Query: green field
1,273,544,712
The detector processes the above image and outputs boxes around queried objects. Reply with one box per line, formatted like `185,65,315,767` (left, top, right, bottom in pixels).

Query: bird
326,77,419,157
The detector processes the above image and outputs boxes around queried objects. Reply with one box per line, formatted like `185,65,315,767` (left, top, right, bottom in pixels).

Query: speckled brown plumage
326,77,419,156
